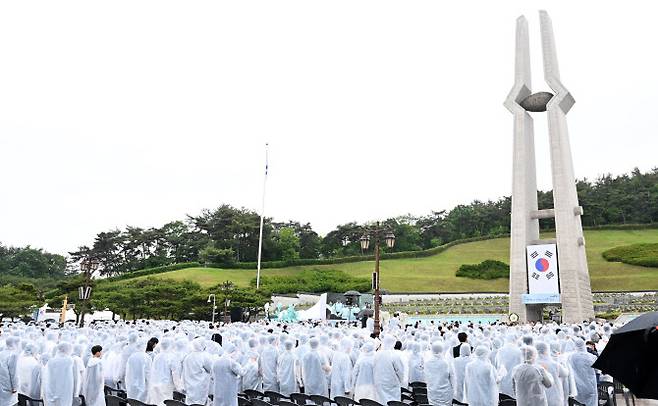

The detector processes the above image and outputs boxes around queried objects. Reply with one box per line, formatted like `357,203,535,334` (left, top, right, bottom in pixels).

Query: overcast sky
1,1,656,256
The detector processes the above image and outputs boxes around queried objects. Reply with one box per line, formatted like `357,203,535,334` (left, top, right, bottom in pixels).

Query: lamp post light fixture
78,257,99,327
207,294,217,324
360,222,395,337
219,280,235,324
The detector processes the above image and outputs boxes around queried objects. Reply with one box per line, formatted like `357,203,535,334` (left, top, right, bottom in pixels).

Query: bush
602,243,658,267
251,269,371,294
456,260,510,279
105,262,202,282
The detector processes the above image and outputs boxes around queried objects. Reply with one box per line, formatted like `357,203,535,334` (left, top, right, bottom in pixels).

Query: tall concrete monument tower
505,11,594,324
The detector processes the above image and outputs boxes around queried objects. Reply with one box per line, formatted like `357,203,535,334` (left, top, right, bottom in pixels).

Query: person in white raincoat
17,342,42,401
452,344,471,404
276,341,297,396
300,338,330,396
536,342,567,406
211,344,244,406
512,346,553,406
44,342,78,406
181,338,213,406
567,339,598,406
373,336,404,404
125,344,152,403
149,338,178,406
330,338,353,398
352,342,375,402
424,342,453,406
240,339,261,392
0,337,20,406
82,346,106,406
496,334,523,398
407,342,424,385
464,346,498,406
259,336,278,392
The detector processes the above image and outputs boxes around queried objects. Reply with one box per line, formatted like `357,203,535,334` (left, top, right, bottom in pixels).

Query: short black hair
458,332,468,342
394,341,403,350
91,345,103,355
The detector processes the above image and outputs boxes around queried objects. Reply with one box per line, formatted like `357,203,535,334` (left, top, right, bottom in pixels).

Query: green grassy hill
134,229,658,292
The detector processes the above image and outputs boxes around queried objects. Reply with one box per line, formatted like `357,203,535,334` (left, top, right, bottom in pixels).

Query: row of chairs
99,378,635,406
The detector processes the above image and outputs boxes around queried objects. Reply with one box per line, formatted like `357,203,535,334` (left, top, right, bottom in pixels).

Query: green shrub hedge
251,269,371,294
456,260,510,279
602,243,658,268
105,262,202,282
210,233,510,270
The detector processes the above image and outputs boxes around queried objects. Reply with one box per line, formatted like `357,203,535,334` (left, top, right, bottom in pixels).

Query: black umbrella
592,312,658,399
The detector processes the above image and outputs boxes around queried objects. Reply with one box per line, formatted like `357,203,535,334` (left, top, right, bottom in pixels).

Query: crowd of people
0,316,612,406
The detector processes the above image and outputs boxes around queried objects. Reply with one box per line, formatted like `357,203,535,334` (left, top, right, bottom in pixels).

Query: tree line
2,167,657,280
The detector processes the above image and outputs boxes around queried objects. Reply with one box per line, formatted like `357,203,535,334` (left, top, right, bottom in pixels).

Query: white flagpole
256,143,268,289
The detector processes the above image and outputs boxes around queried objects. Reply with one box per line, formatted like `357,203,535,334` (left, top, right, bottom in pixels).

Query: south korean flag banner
526,244,559,294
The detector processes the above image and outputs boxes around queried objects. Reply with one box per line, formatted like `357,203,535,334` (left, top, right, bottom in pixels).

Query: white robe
211,356,244,406
82,358,106,406
0,349,19,406
352,353,375,402
17,355,41,400
424,355,453,406
149,352,177,406
182,352,213,405
372,350,404,404
44,354,78,406
125,352,152,403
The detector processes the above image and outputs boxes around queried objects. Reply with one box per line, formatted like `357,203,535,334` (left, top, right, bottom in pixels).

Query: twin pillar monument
505,11,594,323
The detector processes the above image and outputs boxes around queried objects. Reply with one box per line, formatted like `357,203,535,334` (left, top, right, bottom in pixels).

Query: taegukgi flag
526,244,560,295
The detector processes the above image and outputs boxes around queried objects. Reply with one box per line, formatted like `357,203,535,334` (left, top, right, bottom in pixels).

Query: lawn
141,229,658,292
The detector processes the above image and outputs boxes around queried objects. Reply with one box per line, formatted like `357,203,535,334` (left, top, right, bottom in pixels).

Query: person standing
211,345,244,406
44,343,79,406
512,346,553,406
82,346,106,406
276,341,297,397
452,332,469,358
330,339,353,398
125,343,152,403
0,337,20,406
17,343,42,402
464,346,498,406
424,342,454,406
352,343,376,402
149,338,177,406
300,338,330,396
568,339,598,406
182,338,213,406
373,336,404,404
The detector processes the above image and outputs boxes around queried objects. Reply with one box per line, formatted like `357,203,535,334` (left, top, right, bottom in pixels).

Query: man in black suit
453,332,469,357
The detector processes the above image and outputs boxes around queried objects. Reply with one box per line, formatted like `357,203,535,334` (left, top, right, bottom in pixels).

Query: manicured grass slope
143,229,658,292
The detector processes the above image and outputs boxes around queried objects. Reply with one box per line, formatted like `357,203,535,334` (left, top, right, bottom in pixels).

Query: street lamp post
360,222,395,337
220,280,235,324
207,294,217,324
79,258,99,327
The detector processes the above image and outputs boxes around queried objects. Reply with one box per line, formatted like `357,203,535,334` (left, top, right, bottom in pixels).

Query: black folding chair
252,399,274,406
598,382,616,406
310,395,333,406
165,400,186,406
245,390,267,400
172,392,186,402
264,391,289,405
18,394,44,406
409,382,426,388
452,400,467,406
499,400,516,406
127,398,157,406
387,401,407,406
359,400,384,406
613,380,635,406
569,398,586,406
279,401,298,406
334,396,359,406
106,395,129,406
239,398,253,406
289,393,310,406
